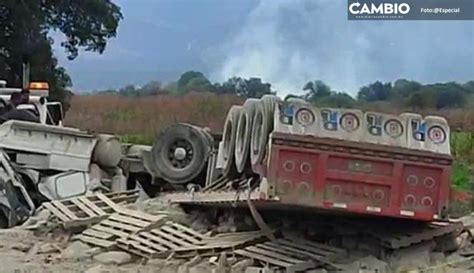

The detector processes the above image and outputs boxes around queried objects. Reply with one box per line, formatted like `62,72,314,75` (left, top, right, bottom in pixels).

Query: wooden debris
234,237,346,273
41,190,139,228
76,208,168,249
116,221,208,258
117,222,267,259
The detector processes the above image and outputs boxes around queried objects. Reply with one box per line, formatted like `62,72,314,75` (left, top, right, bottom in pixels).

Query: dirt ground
2,196,474,273
0,227,218,273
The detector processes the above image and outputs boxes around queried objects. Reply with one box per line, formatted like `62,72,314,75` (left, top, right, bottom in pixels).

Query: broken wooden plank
78,209,169,249
42,202,71,222
78,196,107,216
70,198,97,217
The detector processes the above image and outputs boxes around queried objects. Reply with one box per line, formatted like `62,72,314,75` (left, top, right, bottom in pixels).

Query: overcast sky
55,0,474,96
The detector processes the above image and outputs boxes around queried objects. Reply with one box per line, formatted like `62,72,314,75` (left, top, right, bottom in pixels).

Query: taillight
428,125,446,144
283,160,295,172
404,194,416,205
384,119,403,138
406,175,418,186
295,108,315,126
340,113,360,132
297,182,311,197
422,196,433,207
332,185,342,196
300,162,312,174
373,189,385,201
423,177,435,188
281,180,292,194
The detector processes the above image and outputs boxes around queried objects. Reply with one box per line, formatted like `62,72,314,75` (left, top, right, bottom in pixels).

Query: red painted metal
265,132,452,221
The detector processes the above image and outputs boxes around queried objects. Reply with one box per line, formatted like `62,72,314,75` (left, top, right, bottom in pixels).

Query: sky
55,0,474,96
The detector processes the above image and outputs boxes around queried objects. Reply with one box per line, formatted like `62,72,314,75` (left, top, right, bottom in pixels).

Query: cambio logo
349,2,411,15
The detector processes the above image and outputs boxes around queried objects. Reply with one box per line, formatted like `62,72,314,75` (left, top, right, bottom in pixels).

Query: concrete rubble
0,192,471,272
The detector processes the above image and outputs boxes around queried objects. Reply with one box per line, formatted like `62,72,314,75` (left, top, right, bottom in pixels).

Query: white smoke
213,0,474,96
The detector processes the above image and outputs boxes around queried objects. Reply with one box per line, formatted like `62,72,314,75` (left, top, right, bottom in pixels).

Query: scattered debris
234,236,346,272
76,207,168,248
117,220,209,258
40,190,139,228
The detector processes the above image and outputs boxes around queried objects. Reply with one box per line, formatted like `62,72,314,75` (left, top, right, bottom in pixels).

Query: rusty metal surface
234,236,346,273
42,190,139,228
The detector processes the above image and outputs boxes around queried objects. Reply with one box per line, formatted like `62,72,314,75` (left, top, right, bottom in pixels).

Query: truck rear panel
266,132,452,221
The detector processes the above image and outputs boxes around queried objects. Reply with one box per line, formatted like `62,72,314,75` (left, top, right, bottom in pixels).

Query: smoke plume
214,0,474,96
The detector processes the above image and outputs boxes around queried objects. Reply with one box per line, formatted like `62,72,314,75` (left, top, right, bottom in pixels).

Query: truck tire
151,124,211,184
235,99,259,173
250,103,266,167
92,134,122,168
250,95,279,167
221,106,242,177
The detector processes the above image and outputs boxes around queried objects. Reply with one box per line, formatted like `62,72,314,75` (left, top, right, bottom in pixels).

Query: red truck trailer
141,96,452,222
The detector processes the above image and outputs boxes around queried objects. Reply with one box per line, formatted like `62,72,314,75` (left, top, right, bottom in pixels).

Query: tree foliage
93,72,474,113
303,80,331,103
317,92,355,108
357,81,392,102
0,0,122,109
177,71,213,94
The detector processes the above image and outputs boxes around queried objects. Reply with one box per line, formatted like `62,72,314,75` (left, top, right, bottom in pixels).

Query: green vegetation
120,134,154,145
92,70,473,115
452,161,470,190
94,72,276,99
0,0,122,109
450,132,474,192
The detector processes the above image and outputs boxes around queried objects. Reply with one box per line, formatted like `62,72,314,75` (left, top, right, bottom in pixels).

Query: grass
65,92,244,138
451,161,471,190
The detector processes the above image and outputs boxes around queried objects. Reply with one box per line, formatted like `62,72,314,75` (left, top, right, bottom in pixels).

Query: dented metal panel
0,120,97,171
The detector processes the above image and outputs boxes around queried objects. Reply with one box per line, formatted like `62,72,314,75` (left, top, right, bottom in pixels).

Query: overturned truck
0,120,124,227
134,95,452,222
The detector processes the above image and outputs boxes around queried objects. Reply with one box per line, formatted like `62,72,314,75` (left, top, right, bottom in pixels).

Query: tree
463,81,474,93
317,92,356,108
357,81,392,102
406,92,428,110
185,77,213,93
0,0,122,108
435,88,467,109
141,80,165,96
404,82,468,110
119,84,137,97
245,77,272,98
176,71,213,94
303,80,331,103
391,79,422,98
215,77,273,98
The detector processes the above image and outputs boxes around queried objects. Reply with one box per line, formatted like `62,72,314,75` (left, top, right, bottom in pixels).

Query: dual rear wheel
221,95,280,177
